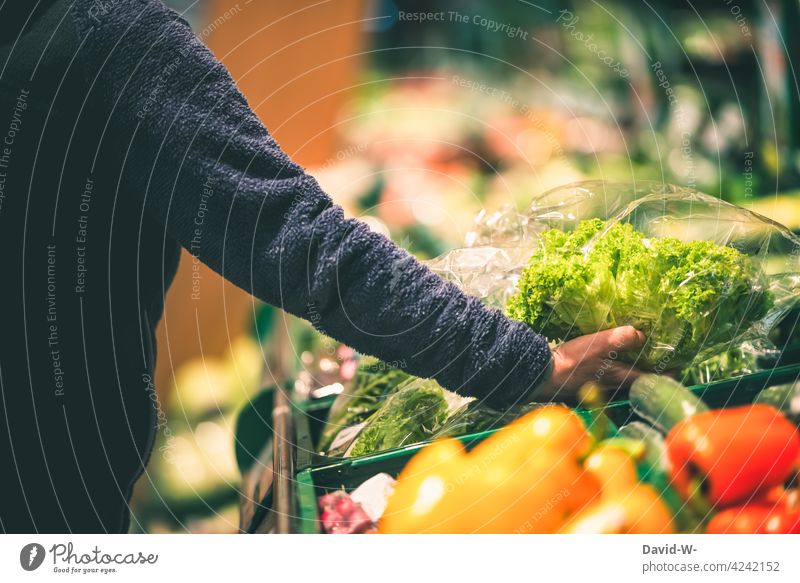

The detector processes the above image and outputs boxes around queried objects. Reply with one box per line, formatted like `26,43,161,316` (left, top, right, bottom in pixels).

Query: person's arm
68,0,640,407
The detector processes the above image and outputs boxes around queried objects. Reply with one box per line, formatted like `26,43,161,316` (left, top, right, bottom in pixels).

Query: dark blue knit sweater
0,0,550,532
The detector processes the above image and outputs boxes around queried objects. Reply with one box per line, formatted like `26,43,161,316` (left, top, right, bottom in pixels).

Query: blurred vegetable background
135,0,800,532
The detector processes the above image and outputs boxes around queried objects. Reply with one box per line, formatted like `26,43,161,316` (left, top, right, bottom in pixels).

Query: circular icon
20,543,46,571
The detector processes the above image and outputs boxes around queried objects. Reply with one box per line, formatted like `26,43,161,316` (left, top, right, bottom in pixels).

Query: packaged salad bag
431,181,800,370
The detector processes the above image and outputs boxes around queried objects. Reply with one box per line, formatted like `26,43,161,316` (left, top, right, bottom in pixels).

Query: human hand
535,326,647,401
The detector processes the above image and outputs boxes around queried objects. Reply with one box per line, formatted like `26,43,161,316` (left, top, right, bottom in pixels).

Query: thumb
594,325,646,354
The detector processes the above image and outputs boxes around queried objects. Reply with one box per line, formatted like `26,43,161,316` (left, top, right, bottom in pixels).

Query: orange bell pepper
582,443,641,495
560,443,674,534
377,438,469,534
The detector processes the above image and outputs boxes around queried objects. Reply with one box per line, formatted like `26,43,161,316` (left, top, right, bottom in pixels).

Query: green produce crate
293,394,337,471
292,363,800,533
293,390,626,472
293,362,800,470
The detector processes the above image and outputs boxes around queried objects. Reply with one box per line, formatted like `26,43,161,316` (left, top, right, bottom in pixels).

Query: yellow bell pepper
380,408,678,534
379,405,600,533
560,443,674,534
378,438,469,534
582,443,640,495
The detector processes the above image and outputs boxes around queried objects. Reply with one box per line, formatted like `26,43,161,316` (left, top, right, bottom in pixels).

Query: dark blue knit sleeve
68,0,552,407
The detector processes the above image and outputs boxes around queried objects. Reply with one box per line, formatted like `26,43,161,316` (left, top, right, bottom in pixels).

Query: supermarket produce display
236,182,800,534
294,373,800,534
378,386,800,534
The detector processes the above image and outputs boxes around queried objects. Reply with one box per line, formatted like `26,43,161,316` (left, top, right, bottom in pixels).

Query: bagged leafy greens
679,345,764,385
507,217,771,368
431,182,800,372
317,358,411,452
506,188,800,370
347,379,452,457
333,378,464,458
432,400,539,438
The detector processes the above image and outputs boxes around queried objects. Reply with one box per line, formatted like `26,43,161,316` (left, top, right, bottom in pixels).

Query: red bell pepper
666,404,800,507
707,491,800,534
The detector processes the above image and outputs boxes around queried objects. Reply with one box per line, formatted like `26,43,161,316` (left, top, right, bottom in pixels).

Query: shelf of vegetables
286,363,800,533
237,181,800,534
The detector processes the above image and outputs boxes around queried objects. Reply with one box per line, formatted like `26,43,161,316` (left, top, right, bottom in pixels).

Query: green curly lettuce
507,219,773,369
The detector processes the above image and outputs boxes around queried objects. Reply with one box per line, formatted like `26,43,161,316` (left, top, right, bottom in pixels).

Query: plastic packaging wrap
428,181,697,310
350,473,396,523
463,181,680,245
425,245,536,310
680,342,769,385
464,204,541,248
506,184,800,369
317,358,411,452
525,180,686,230
328,378,470,458
432,400,539,438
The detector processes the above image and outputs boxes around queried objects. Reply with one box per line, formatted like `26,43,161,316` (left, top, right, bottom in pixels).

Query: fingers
557,327,645,371
546,326,648,401
578,325,645,360
603,325,646,352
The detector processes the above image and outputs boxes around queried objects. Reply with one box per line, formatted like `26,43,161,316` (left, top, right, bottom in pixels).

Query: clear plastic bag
432,400,539,438
505,184,800,369
425,245,535,310
427,181,682,309
464,204,542,248
525,180,686,230
679,341,774,385
317,358,411,452
328,378,470,458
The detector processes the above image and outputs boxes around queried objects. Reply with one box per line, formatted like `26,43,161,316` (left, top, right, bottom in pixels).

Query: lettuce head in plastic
507,188,800,370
